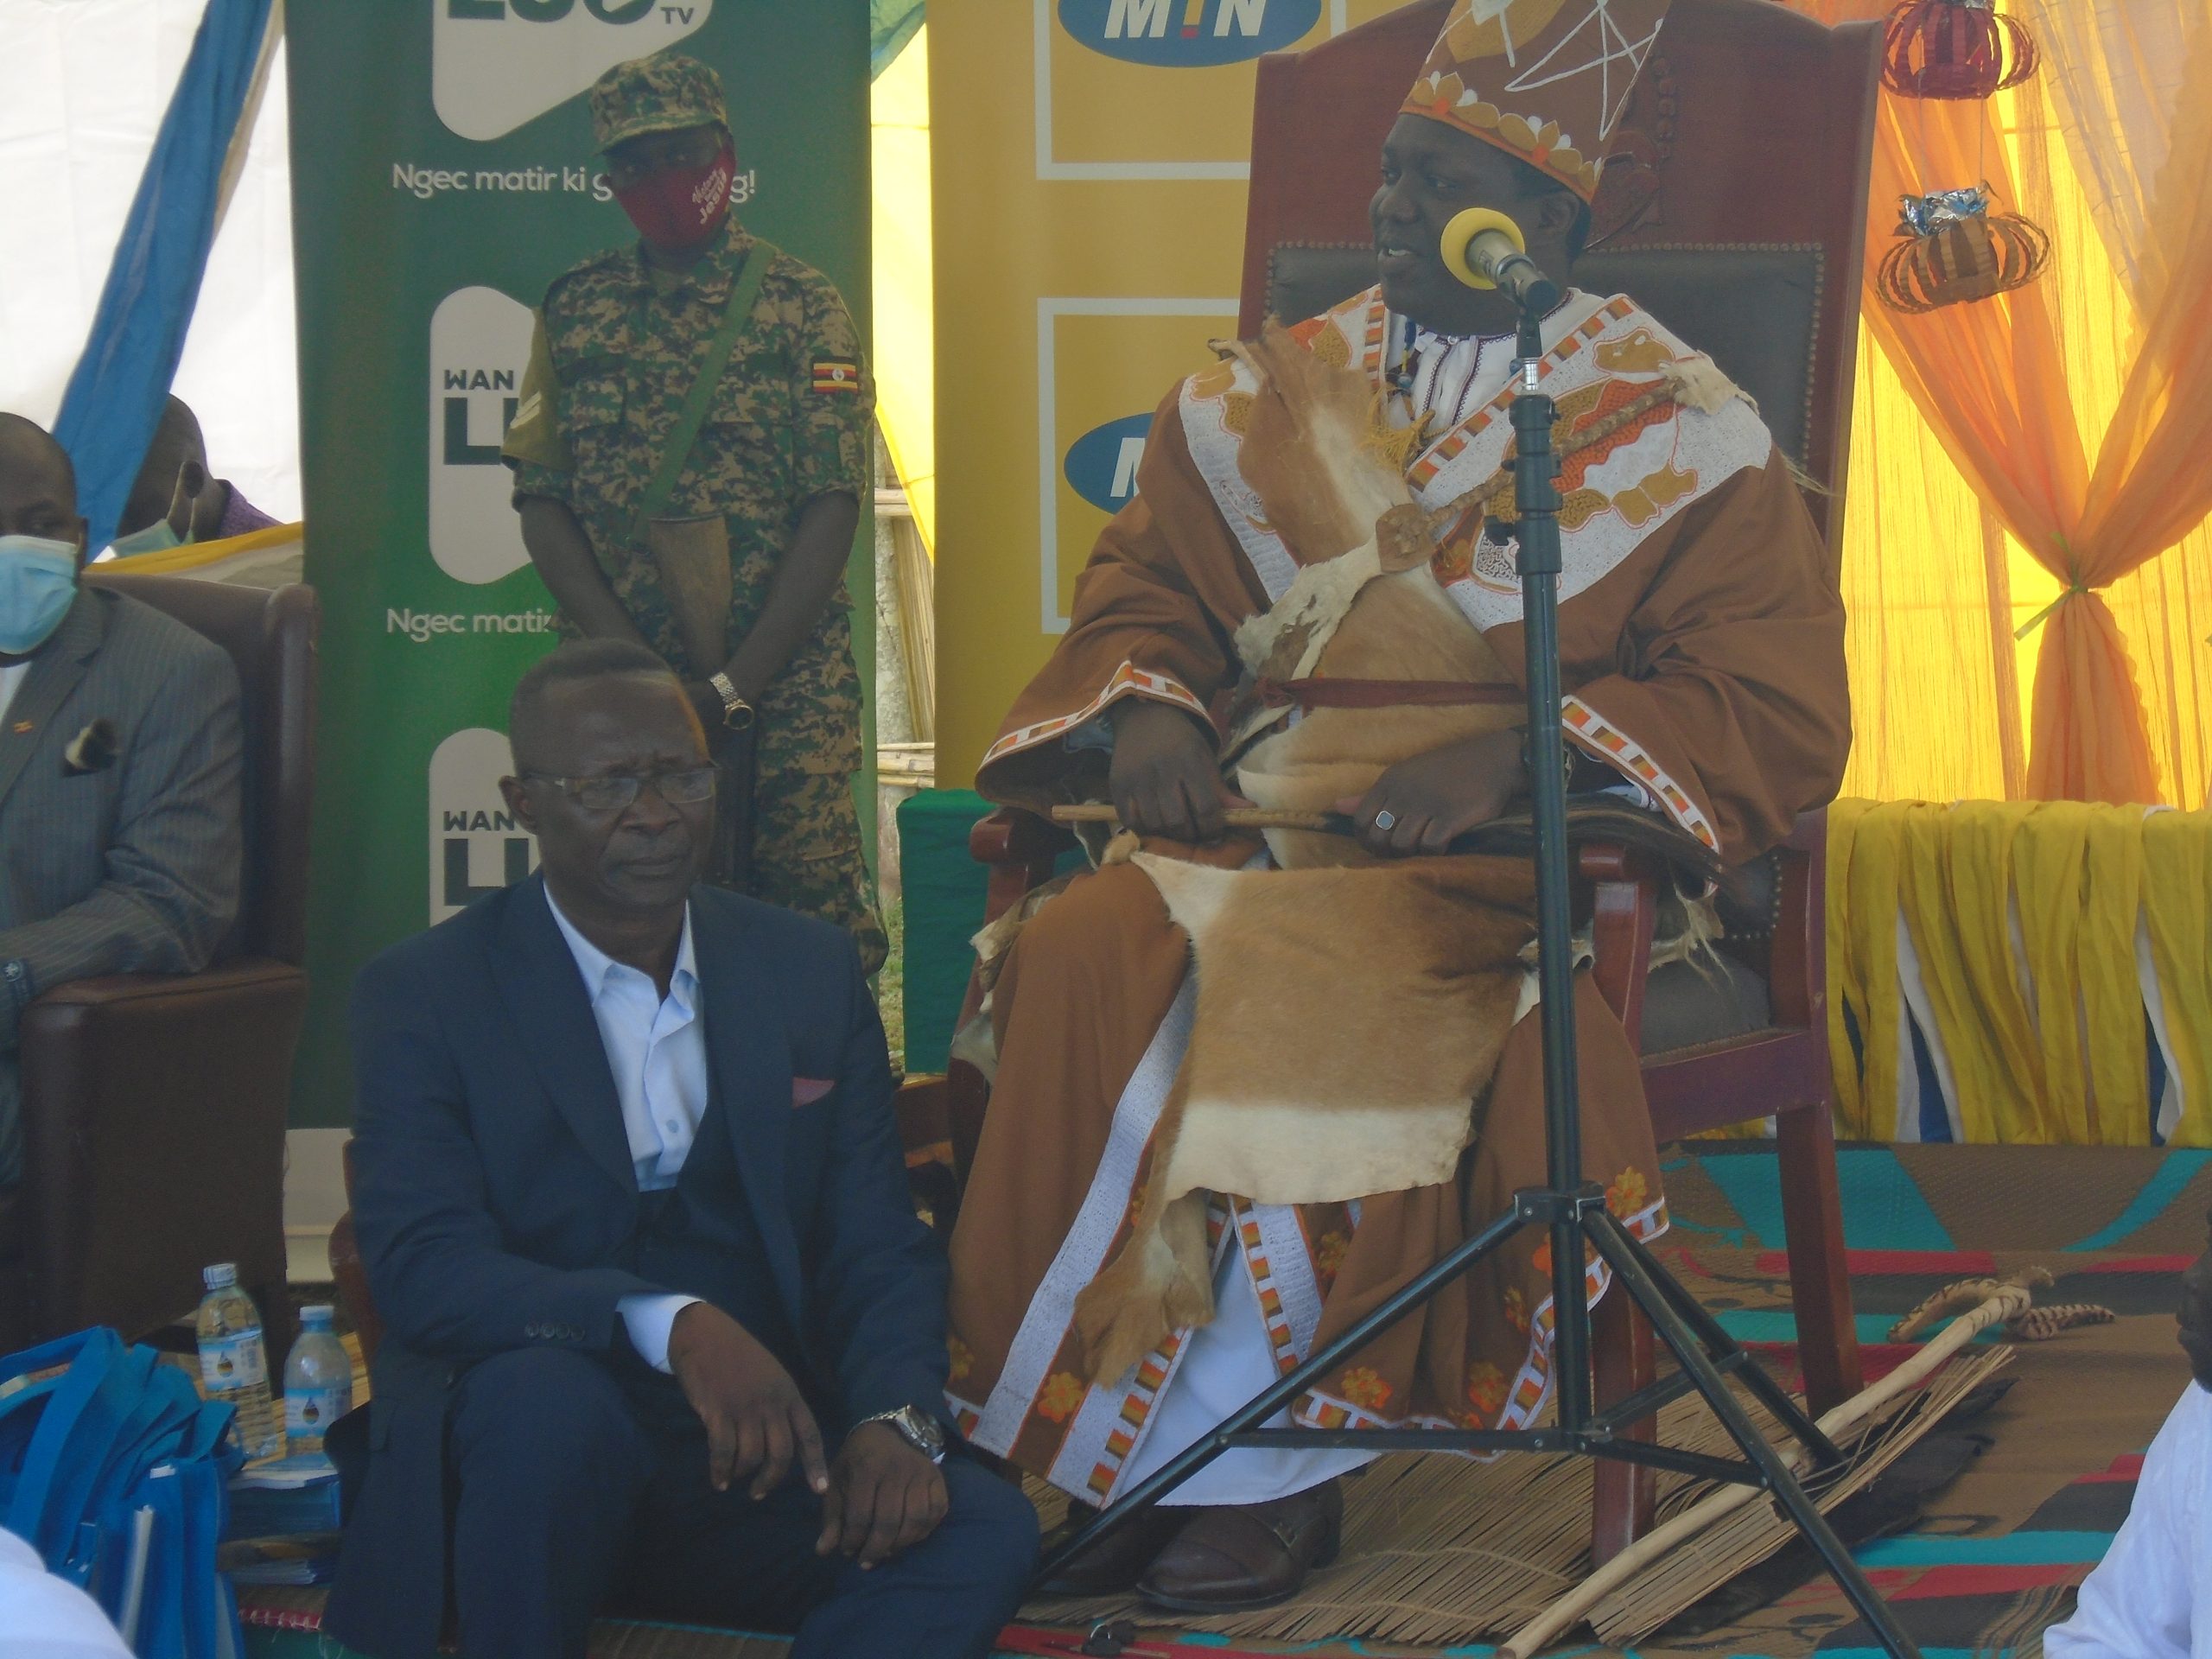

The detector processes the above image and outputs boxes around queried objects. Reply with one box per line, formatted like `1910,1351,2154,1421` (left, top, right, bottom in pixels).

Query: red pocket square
791,1077,836,1107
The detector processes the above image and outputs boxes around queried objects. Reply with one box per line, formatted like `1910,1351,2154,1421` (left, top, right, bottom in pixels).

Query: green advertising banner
286,2,874,1127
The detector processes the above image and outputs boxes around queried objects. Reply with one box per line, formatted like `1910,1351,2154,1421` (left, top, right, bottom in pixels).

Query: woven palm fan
1882,0,2038,99
1876,184,2050,313
1501,1267,2111,1655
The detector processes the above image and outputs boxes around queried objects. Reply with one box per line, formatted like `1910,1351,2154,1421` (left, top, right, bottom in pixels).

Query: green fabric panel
896,790,1084,1074
898,788,991,1075
897,790,1094,1072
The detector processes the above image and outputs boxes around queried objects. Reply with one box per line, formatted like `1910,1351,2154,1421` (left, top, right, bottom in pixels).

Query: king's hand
1336,727,1523,856
1107,699,1239,842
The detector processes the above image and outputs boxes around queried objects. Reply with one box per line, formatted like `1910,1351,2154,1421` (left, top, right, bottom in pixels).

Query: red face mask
613,144,736,251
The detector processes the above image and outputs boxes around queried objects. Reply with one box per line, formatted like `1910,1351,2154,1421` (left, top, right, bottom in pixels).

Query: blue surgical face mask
0,536,82,656
106,517,185,559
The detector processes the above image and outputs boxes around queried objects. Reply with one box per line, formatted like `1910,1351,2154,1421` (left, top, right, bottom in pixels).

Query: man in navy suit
326,640,1039,1659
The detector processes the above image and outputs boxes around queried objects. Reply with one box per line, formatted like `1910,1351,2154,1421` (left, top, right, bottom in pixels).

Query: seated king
943,0,1851,1616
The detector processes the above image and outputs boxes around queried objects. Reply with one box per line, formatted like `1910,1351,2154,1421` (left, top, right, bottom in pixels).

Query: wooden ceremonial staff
1048,800,1727,881
1050,803,1345,834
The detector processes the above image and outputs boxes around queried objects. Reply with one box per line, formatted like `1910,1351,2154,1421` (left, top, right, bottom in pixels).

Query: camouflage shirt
503,214,874,667
503,219,887,973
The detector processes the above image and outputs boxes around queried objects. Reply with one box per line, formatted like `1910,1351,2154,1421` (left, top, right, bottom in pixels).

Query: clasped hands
667,1302,947,1569
1108,699,1522,855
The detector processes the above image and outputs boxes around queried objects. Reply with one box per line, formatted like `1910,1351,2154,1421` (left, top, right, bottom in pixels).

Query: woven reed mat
275,1145,2199,1656
1007,1139,2212,1653
1018,1347,2002,1649
238,1588,796,1657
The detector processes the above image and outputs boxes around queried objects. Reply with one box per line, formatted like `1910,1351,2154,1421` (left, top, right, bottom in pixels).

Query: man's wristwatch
708,671,755,731
861,1404,947,1464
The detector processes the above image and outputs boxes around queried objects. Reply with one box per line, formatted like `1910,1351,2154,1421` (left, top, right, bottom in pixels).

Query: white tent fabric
1,0,300,523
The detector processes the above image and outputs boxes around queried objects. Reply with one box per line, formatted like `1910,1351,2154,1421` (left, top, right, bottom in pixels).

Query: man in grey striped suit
0,415,243,1184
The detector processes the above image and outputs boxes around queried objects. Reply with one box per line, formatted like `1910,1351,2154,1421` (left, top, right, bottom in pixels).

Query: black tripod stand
1033,296,1923,1659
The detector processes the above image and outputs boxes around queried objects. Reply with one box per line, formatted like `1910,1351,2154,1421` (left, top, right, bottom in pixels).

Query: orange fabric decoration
1792,0,2212,805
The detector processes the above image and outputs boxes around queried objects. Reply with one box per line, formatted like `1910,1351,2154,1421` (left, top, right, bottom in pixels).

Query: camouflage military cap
590,53,728,154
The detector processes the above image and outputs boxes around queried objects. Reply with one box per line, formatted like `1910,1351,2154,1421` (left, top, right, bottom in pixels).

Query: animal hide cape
1217,325,1529,872
1070,854,1538,1382
1224,326,1745,873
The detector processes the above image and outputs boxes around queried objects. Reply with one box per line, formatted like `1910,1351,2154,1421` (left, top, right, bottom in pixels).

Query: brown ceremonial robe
945,287,1848,1506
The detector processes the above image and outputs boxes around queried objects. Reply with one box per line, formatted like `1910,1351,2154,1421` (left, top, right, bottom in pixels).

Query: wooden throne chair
912,0,1884,1567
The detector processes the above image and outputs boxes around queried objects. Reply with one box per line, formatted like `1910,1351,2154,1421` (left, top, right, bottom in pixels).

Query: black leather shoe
1036,1503,1192,1596
1136,1479,1343,1611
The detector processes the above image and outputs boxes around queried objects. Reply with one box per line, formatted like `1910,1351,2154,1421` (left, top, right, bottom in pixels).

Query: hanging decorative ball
1882,0,2039,99
1876,185,2050,312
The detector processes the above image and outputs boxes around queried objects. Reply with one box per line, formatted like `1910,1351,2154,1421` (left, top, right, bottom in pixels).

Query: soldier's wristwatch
862,1404,947,1464
709,671,755,731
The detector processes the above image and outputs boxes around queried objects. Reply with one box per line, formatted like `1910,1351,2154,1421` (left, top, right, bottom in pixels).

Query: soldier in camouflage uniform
505,53,885,972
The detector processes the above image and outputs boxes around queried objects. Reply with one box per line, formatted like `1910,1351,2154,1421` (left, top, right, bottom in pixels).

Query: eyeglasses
522,766,716,813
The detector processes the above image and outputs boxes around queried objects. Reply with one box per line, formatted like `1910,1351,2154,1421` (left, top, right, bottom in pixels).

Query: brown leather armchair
0,573,317,1356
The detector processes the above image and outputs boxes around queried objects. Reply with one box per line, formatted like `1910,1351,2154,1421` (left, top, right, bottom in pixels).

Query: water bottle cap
202,1262,238,1289
301,1305,335,1326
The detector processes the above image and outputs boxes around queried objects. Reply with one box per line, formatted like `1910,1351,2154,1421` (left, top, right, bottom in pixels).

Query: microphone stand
1033,294,1923,1659
1497,303,1922,1655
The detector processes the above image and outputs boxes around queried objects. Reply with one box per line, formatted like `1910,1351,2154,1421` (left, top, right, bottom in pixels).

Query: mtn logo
1064,413,1154,514
433,0,712,143
1058,0,1320,67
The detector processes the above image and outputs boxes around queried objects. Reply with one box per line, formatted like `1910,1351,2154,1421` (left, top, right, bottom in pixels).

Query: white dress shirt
1389,315,1523,435
543,887,706,1373
0,1524,134,1657
2046,1380,2212,1659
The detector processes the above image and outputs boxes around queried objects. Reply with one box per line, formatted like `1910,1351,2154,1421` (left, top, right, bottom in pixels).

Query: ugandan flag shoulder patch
810,359,861,394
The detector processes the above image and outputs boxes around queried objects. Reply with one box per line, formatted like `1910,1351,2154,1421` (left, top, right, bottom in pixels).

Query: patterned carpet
245,1142,2203,1657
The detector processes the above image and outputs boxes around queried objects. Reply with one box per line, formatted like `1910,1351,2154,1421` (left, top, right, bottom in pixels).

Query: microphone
1439,207,1561,315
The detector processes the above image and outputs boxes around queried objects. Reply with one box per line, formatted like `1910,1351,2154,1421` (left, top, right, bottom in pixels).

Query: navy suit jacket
326,876,947,1659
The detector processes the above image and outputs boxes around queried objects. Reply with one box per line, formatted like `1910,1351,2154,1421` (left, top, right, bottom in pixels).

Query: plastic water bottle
283,1305,353,1461
195,1263,282,1463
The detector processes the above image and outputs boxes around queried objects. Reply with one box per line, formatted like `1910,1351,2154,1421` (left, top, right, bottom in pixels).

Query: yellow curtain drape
1794,0,2212,806
1829,799,2202,1145
1828,798,1904,1140
2142,809,2212,1141
1899,801,2045,1141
